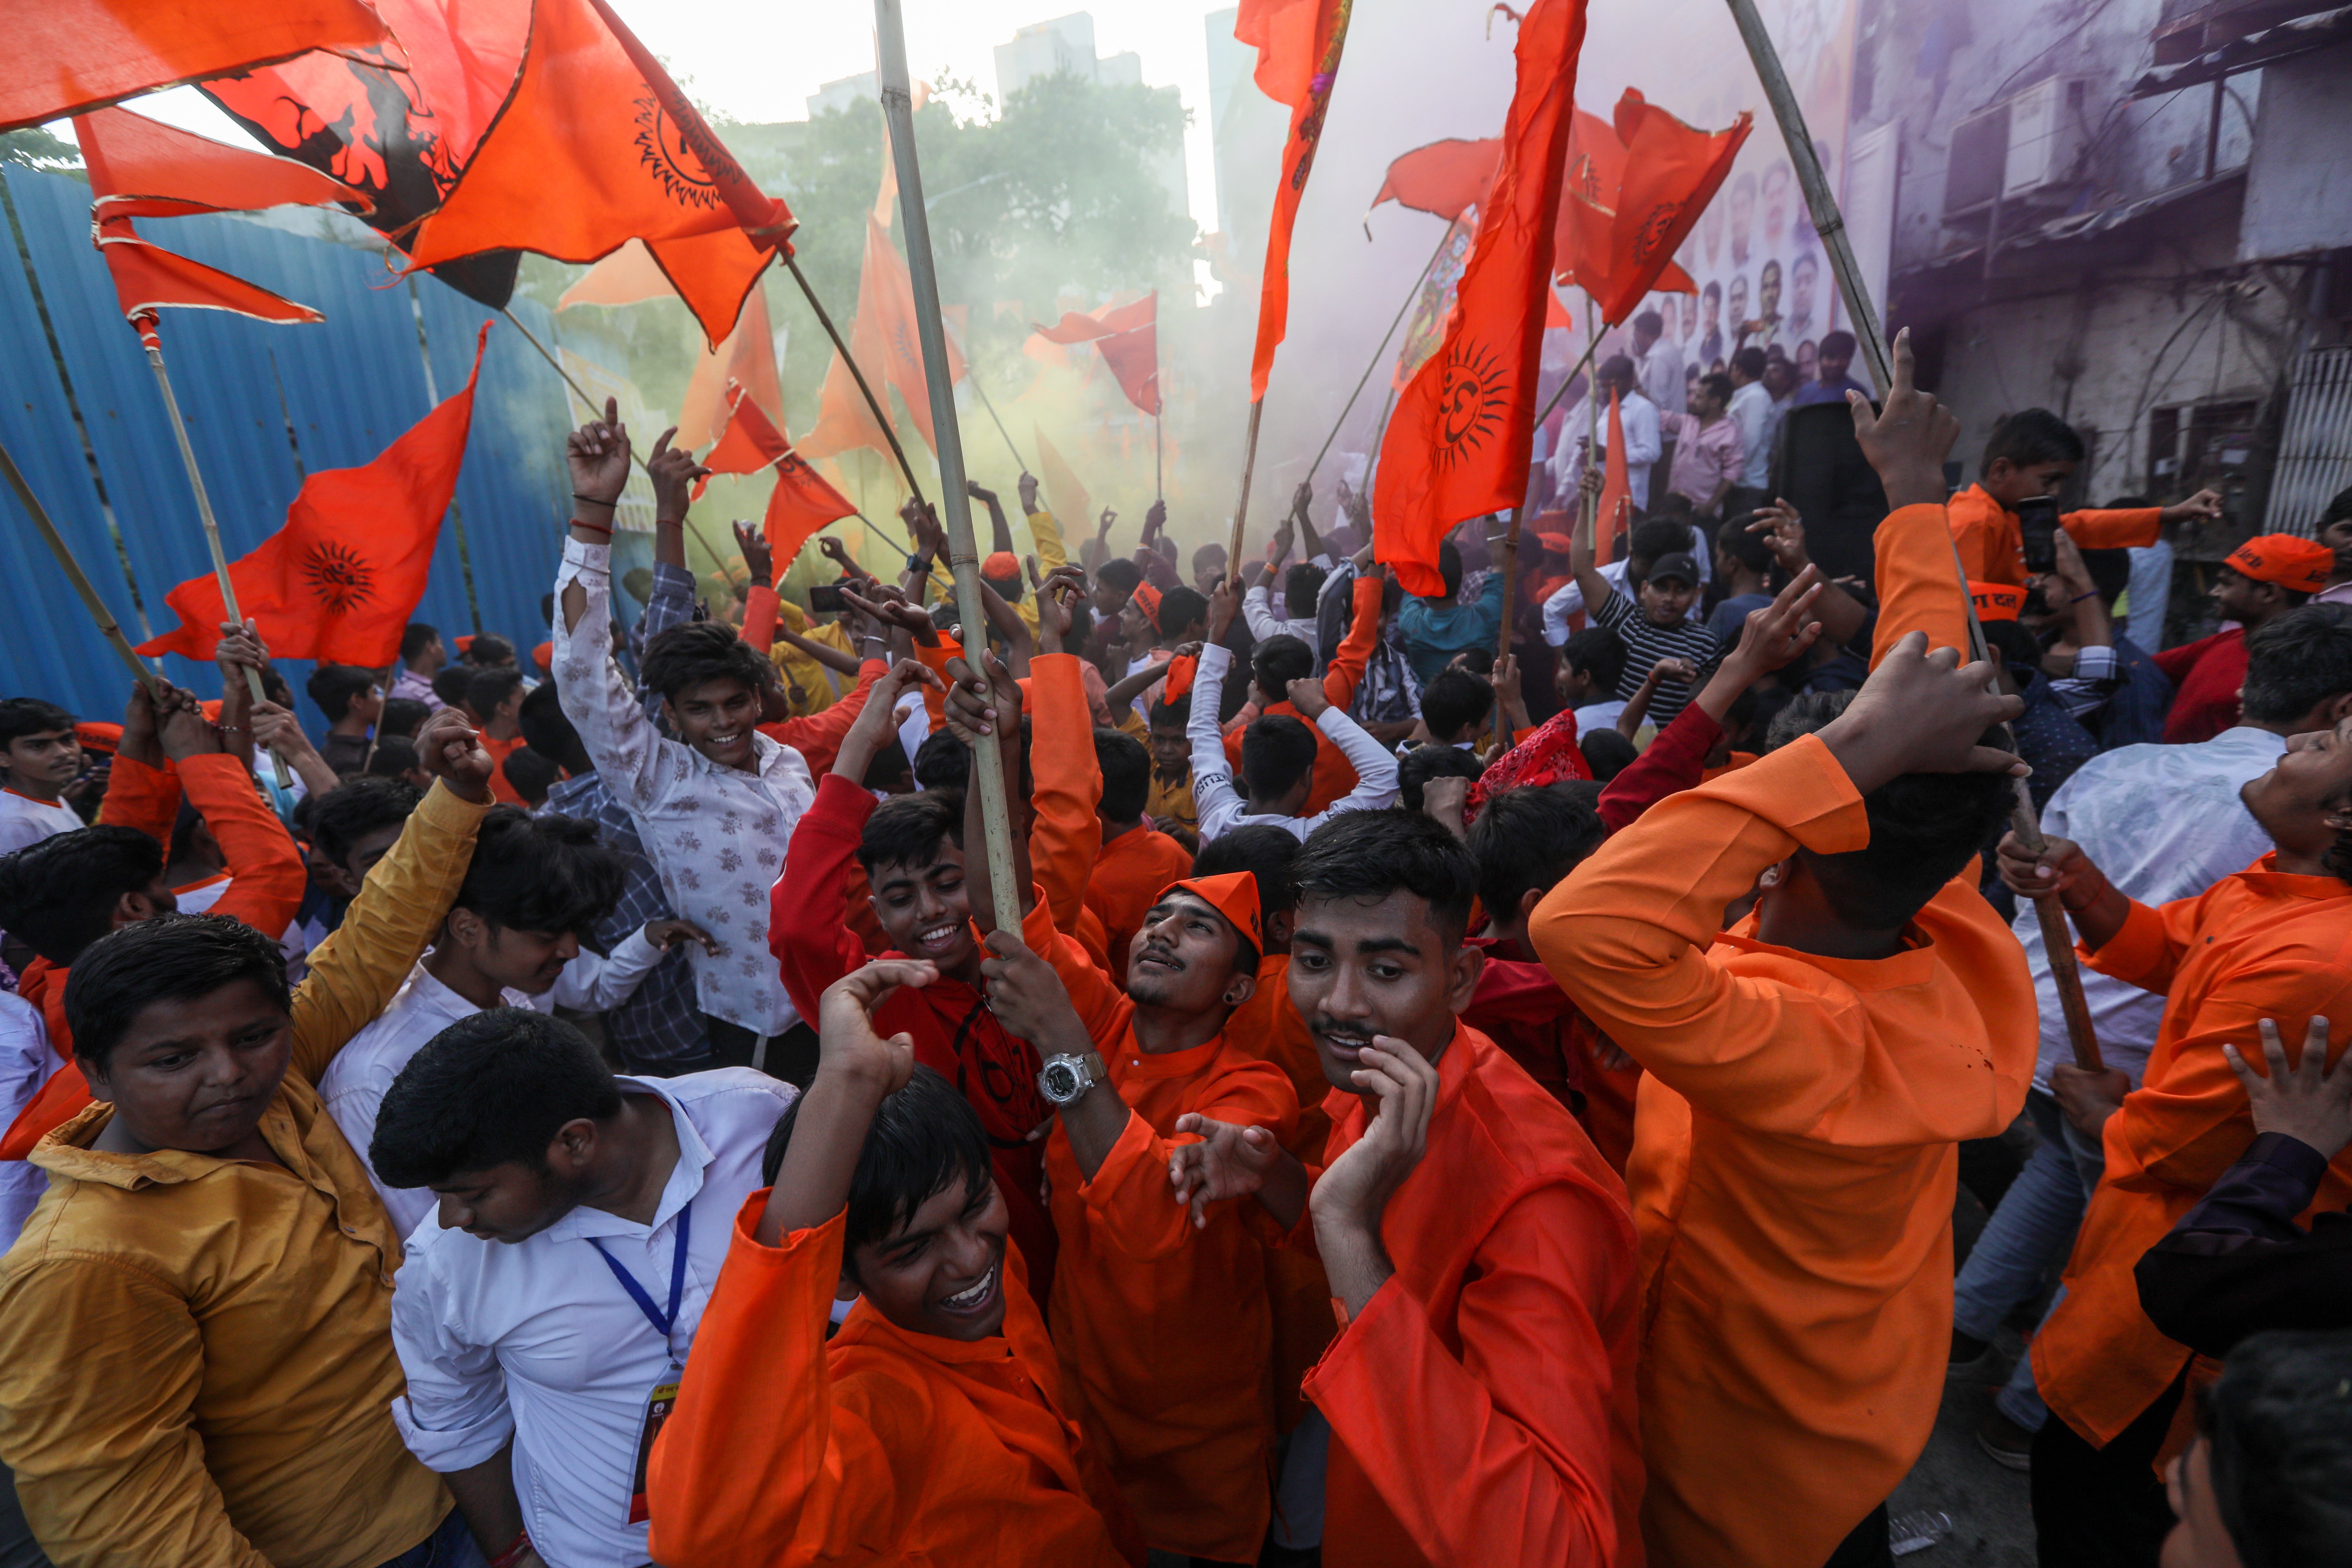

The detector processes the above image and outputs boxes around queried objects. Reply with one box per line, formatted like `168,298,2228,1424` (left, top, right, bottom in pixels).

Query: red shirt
2154,628,2248,745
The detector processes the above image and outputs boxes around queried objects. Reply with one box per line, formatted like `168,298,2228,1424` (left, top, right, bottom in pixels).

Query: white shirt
322,939,666,1233
1539,522,1711,645
555,537,814,1035
1188,642,1398,842
1548,391,1662,510
1243,579,1324,648
1638,339,1685,420
0,990,55,1252
1573,699,1627,736
0,791,78,856
1729,379,1773,489
2014,727,2285,1096
389,1070,794,1568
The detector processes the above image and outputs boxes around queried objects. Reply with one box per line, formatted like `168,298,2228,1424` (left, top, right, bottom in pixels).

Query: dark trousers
2030,1374,2185,1568
700,1016,821,1087
1822,1504,1890,1568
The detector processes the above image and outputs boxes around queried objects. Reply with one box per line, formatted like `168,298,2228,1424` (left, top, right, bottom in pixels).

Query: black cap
1645,552,1701,587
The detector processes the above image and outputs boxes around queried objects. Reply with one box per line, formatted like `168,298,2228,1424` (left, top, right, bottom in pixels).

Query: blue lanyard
589,1202,692,1343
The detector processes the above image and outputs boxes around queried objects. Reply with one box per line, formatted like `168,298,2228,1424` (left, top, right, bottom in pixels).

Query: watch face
1041,1060,1081,1104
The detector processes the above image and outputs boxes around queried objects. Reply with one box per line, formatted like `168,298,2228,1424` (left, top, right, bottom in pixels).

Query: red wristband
487,1530,533,1568
570,518,612,537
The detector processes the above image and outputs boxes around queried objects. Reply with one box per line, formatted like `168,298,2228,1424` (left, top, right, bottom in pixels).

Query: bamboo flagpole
0,439,163,698
141,336,293,787
1724,0,2101,1071
875,0,1020,923
1227,400,1265,588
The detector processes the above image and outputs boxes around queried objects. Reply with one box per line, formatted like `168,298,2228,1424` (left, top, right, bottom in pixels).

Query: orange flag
556,239,674,312
1034,427,1093,537
1032,294,1160,416
1235,0,1354,400
1590,90,1749,324
1373,0,1587,597
402,0,793,346
679,284,784,449
762,450,858,566
796,350,896,465
1366,137,1500,227
77,106,366,345
1552,106,1699,306
1595,389,1629,565
138,324,489,664
6,0,386,132
853,212,965,451
701,383,791,483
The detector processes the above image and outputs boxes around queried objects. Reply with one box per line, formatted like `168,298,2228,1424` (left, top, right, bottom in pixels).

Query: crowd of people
0,335,2346,1568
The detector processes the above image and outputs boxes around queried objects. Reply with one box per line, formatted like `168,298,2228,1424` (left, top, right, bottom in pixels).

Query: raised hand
2161,487,2225,526
1722,566,1826,679
154,682,222,761
1035,564,1087,652
414,706,494,803
1205,577,1239,643
2226,1017,2351,1160
733,518,773,586
1169,1114,1283,1229
1815,630,2024,796
965,479,999,505
975,929,1090,1053
1847,329,1958,511
1285,674,1330,721
818,534,853,568
644,427,709,525
942,649,1022,743
1018,471,1040,513
841,585,934,638
1745,498,1810,573
816,958,937,1096
1144,499,1167,539
565,397,631,511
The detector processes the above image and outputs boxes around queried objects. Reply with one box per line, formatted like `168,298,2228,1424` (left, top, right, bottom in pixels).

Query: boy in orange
948,652,1298,1564
1946,407,2219,586
1536,338,2040,1568
1995,711,2352,1564
1083,727,1196,983
646,962,1138,1567
1169,810,1642,1567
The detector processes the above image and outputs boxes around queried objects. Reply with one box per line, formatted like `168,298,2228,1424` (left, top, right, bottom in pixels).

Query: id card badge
627,1365,684,1525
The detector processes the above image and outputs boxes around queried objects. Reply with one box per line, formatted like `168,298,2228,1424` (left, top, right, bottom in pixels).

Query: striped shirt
1594,591,1719,727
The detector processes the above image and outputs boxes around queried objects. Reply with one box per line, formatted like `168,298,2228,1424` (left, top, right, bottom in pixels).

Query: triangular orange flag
702,384,791,478
1235,0,1354,400
679,284,783,450
1030,294,1160,416
854,212,965,451
1591,90,1750,324
1366,137,1500,226
796,350,896,466
139,323,490,665
1595,389,1628,566
6,0,385,132
402,0,792,346
763,449,858,566
1374,0,1587,597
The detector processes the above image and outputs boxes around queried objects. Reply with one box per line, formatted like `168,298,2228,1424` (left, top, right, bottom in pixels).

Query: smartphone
808,583,847,614
2016,495,2060,574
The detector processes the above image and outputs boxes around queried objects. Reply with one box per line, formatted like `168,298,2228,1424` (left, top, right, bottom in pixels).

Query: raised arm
1290,679,1400,816
1320,566,1385,713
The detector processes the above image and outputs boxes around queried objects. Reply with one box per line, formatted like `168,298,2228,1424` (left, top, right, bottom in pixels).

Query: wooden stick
1307,219,1459,485
967,372,1027,474
142,337,293,787
1228,399,1265,588
783,255,929,518
875,0,1019,926
0,438,163,696
1727,0,2100,1070
1491,505,1522,750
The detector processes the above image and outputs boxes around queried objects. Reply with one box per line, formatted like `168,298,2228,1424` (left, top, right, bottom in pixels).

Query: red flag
1031,294,1159,416
402,0,793,346
1373,0,1586,596
1366,137,1500,226
762,449,858,566
701,383,791,482
1595,389,1628,565
138,324,489,664
1591,90,1749,323
854,213,965,451
5,0,386,132
1235,0,1354,400
679,283,784,449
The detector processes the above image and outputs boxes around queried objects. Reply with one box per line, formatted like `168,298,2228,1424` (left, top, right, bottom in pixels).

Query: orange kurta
476,730,526,805
1297,1023,1643,1568
1944,483,2160,588
2031,858,2352,1447
1221,572,1384,814
1082,825,1195,987
1030,652,1114,973
1026,896,1299,1562
1533,737,2035,1568
647,1197,1137,1568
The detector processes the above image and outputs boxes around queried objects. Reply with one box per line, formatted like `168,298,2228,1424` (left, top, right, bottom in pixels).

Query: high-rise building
993,13,1187,219
806,71,877,119
1203,6,1283,264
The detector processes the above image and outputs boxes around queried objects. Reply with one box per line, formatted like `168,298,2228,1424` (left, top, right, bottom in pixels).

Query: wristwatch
907,552,933,575
1036,1050,1107,1107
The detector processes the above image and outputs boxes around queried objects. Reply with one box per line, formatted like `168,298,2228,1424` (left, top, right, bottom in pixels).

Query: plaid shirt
539,771,707,1065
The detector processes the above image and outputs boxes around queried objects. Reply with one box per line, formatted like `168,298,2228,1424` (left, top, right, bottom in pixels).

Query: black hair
306,664,379,724
1191,822,1300,914
1419,670,1494,743
1396,743,1484,812
1094,728,1152,822
1697,371,1735,406
2072,546,2132,608
1437,539,1465,600
1981,409,2086,474
1284,562,1326,621
762,1064,990,1273
2241,604,2352,726
1240,714,1318,802
1251,633,1315,702
517,682,591,772
912,729,971,792
1148,694,1192,730
1097,558,1143,597
1732,345,1768,380
1630,519,1690,569
500,747,563,809
0,826,164,966
2199,1330,2352,1568
2322,486,2352,530
859,790,964,873
1769,692,2016,926
1470,780,1606,923
1580,727,1638,782
1599,353,1637,391
366,738,421,781
862,735,911,793
430,668,473,709
1561,626,1628,690
1294,808,1478,946
452,807,622,935
1819,329,1857,359
1451,646,1496,678
310,775,422,869
370,1009,626,1188
1633,309,1662,335
63,913,290,1076
1718,515,1776,576
1156,586,1209,639
0,698,76,749
378,698,429,742
1192,542,1228,573
400,623,440,662
467,666,525,719
639,620,768,703
540,593,556,624
1982,618,2042,677
467,633,517,667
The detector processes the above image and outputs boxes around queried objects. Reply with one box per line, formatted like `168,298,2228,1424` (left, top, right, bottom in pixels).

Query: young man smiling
1168,810,1641,1567
0,711,496,1568
646,963,1137,1567
372,1009,792,1568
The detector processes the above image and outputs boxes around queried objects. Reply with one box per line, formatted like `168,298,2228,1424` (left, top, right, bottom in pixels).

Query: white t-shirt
0,791,78,856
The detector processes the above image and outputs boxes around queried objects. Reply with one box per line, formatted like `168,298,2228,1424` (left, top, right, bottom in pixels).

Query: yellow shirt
771,601,850,717
1146,763,1197,835
926,507,1069,636
0,782,492,1568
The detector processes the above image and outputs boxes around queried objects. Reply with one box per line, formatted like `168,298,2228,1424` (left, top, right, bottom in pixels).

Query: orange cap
1130,579,1163,632
982,550,1021,581
532,640,554,673
455,633,477,652
1156,871,1264,959
1968,581,2025,623
2225,534,2333,594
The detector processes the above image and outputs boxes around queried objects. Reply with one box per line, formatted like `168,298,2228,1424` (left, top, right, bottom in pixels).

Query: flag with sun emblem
1372,0,1586,597
138,324,490,666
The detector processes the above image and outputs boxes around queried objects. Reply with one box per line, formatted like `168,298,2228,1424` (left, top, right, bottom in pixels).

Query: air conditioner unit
2004,77,2088,198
